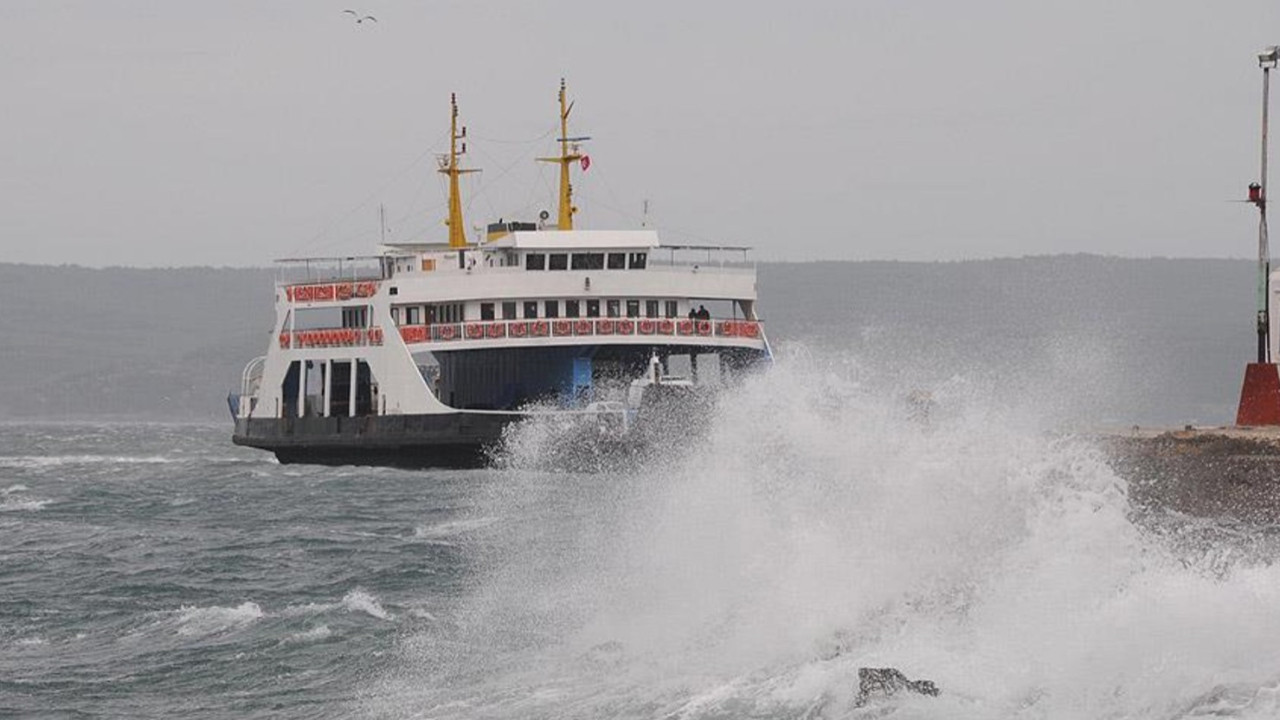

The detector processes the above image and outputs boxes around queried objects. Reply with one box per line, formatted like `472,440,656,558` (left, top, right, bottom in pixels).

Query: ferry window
645,300,659,318
502,301,517,320
565,300,580,318
606,300,621,318
629,253,647,269
545,300,560,318
406,306,421,325
480,303,495,321
664,300,678,318
586,300,600,317
607,253,626,270
548,253,568,271
389,287,399,296
391,307,400,325
525,253,546,271
626,300,640,318
572,253,604,270
523,301,538,319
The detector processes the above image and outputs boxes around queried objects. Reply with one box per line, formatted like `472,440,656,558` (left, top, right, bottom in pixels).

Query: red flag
580,155,591,171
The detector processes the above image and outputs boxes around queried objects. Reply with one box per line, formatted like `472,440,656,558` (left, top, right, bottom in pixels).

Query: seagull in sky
342,9,377,23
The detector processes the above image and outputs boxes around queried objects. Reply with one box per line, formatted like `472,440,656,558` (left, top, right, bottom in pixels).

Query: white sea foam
0,455,175,469
2,484,29,494
290,625,333,643
0,498,51,512
413,516,500,541
342,589,391,620
369,347,1280,719
173,601,264,637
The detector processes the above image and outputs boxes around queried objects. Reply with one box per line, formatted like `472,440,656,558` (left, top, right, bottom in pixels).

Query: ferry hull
232,413,517,469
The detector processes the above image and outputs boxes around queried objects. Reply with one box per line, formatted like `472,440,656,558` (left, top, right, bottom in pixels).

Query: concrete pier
1097,426,1280,523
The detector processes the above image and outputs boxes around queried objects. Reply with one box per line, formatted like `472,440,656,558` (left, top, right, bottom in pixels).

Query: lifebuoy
509,321,528,338
697,320,712,336
638,319,655,334
279,332,290,348
596,319,615,334
658,319,674,335
466,323,484,340
742,322,760,338
553,320,572,336
439,325,456,341
677,319,694,335
336,284,353,301
574,319,593,335
616,319,635,335
532,320,549,336
486,323,504,339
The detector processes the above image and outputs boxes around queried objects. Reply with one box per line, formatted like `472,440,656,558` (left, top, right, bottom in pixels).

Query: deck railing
396,318,761,345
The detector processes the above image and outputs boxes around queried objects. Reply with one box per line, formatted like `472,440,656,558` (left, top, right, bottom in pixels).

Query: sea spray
368,348,1280,719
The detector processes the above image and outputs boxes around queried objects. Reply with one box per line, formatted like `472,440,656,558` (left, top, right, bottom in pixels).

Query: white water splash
368,348,1280,719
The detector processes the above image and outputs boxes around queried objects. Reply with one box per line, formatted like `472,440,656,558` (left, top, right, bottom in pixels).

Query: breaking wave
367,347,1280,719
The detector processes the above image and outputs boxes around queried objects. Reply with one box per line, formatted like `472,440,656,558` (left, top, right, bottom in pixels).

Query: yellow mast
439,93,479,248
537,78,589,230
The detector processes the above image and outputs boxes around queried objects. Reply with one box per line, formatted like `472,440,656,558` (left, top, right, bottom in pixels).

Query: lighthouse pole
1257,48,1276,362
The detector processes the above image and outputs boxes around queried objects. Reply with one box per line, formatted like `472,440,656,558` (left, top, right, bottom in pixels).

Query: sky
2,0,1279,267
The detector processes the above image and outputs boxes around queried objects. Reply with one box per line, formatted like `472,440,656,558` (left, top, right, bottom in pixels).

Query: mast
1257,48,1278,362
537,78,590,230
439,93,479,248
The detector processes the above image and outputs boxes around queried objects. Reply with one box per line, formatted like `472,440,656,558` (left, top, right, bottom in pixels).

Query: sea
5,345,1280,719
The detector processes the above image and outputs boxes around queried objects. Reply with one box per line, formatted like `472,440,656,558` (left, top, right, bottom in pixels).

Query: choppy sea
5,351,1280,719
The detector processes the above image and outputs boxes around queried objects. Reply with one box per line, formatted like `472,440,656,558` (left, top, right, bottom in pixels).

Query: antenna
537,78,590,230
642,198,649,228
379,203,386,244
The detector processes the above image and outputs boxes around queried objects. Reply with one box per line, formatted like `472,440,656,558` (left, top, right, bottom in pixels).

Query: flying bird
342,9,377,23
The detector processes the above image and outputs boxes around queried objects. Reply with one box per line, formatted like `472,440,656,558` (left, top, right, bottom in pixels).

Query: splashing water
366,348,1280,719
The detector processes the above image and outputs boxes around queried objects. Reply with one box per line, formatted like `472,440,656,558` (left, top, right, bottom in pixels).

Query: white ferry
230,82,771,467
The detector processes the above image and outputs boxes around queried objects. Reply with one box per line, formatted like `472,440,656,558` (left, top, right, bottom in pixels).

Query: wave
0,454,177,469
342,589,391,620
368,347,1280,719
0,498,52,512
413,516,500,541
172,601,264,637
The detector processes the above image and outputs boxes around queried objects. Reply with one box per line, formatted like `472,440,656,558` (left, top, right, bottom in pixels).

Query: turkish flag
580,155,591,171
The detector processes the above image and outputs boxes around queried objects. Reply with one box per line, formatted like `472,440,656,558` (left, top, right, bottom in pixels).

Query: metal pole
1260,64,1272,363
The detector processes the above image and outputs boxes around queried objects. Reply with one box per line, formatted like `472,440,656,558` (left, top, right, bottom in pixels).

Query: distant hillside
0,257,1257,424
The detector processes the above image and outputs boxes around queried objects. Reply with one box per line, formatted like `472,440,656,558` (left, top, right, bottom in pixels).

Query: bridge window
525,253,546,271
523,301,538,319
646,300,659,318
586,300,600,318
548,253,568,271
565,300,580,318
629,252,647,269
606,300,620,318
626,300,640,318
545,300,559,318
664,300,678,318
502,302,517,320
480,302,495,321
406,306,421,325
607,253,626,270
572,253,604,270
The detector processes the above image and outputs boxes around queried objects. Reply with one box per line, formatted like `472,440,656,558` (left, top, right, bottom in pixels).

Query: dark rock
854,667,940,707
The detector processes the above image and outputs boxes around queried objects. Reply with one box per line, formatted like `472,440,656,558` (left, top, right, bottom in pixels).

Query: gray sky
2,0,1279,266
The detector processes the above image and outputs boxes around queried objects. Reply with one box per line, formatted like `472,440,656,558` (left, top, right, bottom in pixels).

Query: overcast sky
2,1,1279,267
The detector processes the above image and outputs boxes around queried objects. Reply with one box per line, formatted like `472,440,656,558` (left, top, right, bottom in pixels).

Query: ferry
230,81,771,467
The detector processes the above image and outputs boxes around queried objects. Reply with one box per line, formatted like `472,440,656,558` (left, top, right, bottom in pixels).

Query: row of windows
398,303,465,325
480,299,679,320
525,252,647,271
